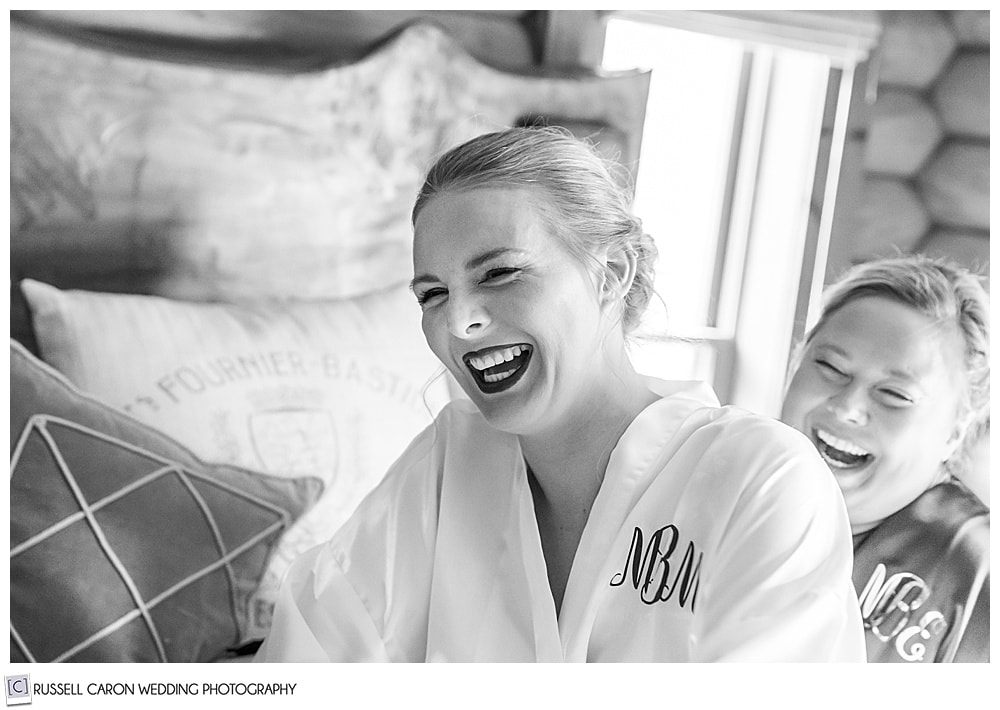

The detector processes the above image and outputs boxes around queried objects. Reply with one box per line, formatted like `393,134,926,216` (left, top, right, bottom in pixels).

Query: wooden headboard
10,18,651,350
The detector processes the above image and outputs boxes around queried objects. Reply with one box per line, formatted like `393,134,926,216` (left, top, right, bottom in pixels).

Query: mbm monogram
610,524,702,609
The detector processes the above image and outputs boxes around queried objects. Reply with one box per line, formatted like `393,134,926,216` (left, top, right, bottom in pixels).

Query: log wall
825,10,990,285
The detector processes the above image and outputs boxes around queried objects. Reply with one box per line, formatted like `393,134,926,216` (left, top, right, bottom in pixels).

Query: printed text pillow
21,279,451,638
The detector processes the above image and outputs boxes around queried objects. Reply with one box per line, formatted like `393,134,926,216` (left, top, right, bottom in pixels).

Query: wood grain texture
852,178,929,259
933,52,989,138
10,20,650,329
12,10,539,71
863,90,942,177
918,141,990,230
919,229,990,282
950,10,990,47
877,11,956,89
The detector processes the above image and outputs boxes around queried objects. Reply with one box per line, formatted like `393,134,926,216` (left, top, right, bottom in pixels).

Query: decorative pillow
9,339,323,662
20,278,453,638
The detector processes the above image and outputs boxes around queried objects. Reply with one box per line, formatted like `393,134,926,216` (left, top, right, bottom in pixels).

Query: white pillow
21,278,452,638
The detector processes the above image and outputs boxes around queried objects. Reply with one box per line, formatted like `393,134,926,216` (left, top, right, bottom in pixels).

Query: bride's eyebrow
409,274,436,291
465,247,526,271
410,247,528,290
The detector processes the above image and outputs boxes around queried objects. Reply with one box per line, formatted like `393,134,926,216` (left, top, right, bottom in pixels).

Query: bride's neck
520,367,657,506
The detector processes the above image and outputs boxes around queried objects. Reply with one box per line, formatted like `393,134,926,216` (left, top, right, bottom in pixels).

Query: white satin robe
255,379,865,662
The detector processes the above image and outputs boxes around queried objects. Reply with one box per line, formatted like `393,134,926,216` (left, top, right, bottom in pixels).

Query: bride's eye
416,287,447,307
482,267,520,283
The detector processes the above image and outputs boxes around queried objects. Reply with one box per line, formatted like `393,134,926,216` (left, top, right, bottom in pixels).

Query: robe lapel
559,383,715,660
427,415,569,661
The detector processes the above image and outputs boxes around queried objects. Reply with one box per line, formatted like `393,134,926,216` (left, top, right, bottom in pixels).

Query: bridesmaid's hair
791,254,989,476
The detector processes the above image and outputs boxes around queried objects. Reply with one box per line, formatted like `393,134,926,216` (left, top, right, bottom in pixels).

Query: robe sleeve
691,417,866,662
252,544,392,662
254,422,444,662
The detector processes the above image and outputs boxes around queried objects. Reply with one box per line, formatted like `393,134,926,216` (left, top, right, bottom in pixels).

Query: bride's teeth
469,346,526,371
484,363,521,383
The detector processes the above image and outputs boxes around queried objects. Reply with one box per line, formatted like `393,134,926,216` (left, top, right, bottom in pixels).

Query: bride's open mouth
463,344,533,394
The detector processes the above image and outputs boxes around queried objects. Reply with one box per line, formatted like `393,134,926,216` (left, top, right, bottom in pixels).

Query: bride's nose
447,291,491,339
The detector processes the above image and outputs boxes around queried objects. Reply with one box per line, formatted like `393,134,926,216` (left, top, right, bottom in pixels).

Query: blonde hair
792,254,990,476
412,126,656,333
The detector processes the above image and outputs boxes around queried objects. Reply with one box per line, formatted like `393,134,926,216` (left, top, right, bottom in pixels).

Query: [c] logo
5,675,31,706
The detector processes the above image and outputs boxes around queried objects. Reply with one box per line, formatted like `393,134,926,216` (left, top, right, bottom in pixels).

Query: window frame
594,10,880,414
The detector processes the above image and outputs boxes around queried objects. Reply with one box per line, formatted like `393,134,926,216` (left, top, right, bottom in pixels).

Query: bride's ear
601,245,638,303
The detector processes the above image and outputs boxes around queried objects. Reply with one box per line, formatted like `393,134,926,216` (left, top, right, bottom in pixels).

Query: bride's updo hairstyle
412,126,657,334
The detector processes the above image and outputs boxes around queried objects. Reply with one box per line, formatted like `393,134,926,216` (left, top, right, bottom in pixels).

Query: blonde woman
781,255,990,662
257,128,864,662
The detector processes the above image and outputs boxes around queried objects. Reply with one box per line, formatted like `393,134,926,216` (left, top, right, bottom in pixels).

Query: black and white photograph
6,7,991,702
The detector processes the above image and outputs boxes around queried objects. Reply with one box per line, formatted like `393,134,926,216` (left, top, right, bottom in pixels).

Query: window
599,11,879,415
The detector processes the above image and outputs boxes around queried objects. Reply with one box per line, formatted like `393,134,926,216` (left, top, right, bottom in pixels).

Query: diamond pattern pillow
9,339,323,662
19,278,453,638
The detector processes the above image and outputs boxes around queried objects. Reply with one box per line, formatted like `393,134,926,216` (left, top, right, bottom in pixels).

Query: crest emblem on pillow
249,408,338,479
